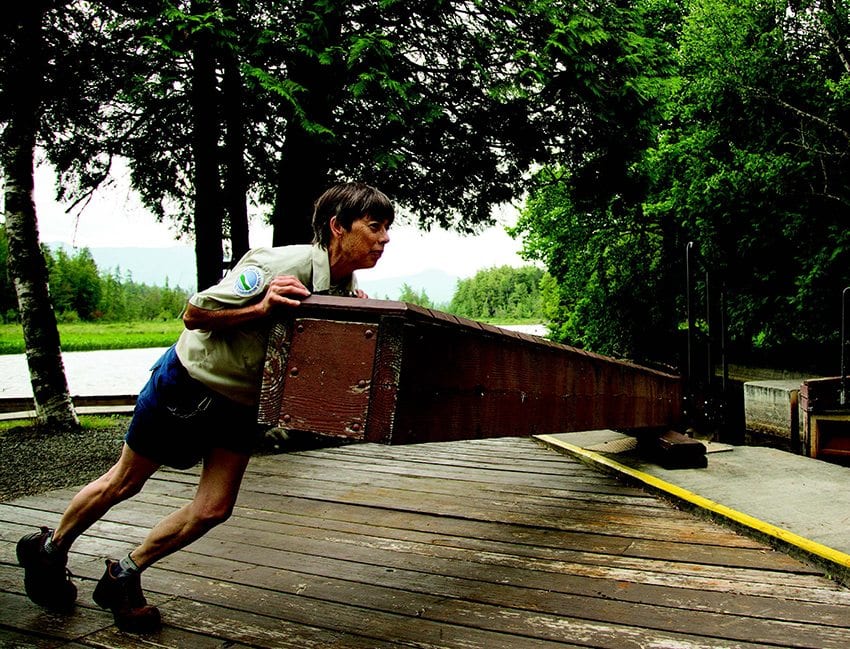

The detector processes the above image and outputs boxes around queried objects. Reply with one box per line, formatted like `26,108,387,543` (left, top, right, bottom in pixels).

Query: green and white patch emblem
234,265,265,297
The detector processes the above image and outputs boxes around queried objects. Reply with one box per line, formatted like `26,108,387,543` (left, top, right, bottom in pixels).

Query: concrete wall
744,380,801,449
800,376,850,459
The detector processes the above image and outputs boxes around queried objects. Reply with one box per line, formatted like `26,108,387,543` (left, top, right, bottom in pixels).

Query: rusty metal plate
280,319,378,439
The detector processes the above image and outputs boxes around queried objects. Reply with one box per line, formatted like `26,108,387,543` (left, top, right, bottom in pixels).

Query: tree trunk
659,210,683,371
271,1,344,246
2,2,79,430
220,0,250,263
272,128,332,246
191,0,224,291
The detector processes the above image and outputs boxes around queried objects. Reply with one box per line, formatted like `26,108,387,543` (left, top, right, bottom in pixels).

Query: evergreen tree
514,0,850,372
397,283,434,309
650,0,850,365
449,266,545,322
31,1,660,270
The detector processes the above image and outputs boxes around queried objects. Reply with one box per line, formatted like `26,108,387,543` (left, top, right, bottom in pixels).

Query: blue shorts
125,345,262,469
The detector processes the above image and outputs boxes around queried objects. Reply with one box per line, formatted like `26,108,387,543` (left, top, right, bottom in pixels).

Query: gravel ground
0,416,340,502
0,416,129,502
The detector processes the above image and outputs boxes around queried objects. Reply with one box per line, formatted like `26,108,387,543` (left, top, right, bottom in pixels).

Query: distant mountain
358,269,459,306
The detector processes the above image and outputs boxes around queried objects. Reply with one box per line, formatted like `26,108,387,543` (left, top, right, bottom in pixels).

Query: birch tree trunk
3,3,79,430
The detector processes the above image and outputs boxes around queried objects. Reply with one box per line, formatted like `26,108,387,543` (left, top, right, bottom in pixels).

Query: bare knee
92,447,157,503
91,466,146,503
190,500,234,530
186,449,248,533
110,473,147,501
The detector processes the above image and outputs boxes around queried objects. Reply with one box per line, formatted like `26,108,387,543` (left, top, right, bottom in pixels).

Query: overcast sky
32,163,528,281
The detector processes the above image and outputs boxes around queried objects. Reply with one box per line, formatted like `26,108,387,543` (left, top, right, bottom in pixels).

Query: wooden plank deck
2,436,850,648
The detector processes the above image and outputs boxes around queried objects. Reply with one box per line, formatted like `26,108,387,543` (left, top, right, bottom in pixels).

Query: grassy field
0,316,546,355
0,320,185,355
0,413,127,434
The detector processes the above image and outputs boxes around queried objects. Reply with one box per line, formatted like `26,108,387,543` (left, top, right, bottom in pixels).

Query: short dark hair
312,182,395,248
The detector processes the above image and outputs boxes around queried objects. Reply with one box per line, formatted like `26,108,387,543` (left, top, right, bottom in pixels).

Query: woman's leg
51,443,160,553
128,447,250,569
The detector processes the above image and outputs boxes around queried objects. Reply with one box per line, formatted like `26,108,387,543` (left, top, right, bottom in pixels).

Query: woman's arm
183,275,311,331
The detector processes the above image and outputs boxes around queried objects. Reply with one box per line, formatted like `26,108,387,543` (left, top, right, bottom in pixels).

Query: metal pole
705,271,712,387
685,242,694,386
842,287,849,406
720,287,728,393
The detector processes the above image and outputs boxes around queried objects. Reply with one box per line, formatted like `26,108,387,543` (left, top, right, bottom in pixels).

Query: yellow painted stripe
535,434,850,569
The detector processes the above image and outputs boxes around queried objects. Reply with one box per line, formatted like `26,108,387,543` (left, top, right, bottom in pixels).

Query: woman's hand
258,275,311,313
183,275,311,330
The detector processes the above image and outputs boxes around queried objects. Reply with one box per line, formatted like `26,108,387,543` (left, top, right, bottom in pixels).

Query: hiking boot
92,560,161,633
16,526,77,612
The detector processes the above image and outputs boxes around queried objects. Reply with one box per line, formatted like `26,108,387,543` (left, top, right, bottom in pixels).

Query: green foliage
449,266,546,322
397,283,434,309
5,0,849,376
512,172,668,360
647,0,850,362
0,236,190,325
94,268,189,323
17,0,689,250
513,0,850,373
44,246,102,320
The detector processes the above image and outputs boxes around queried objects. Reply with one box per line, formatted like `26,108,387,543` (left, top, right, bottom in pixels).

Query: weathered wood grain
258,297,684,443
2,437,849,648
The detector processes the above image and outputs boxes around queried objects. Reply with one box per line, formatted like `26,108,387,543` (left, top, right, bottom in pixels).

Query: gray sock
112,553,141,578
42,531,61,556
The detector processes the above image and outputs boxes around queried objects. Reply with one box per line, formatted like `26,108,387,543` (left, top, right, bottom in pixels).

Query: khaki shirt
175,244,356,406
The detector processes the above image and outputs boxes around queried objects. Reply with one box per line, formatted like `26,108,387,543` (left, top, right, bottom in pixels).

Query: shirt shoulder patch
233,265,265,297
